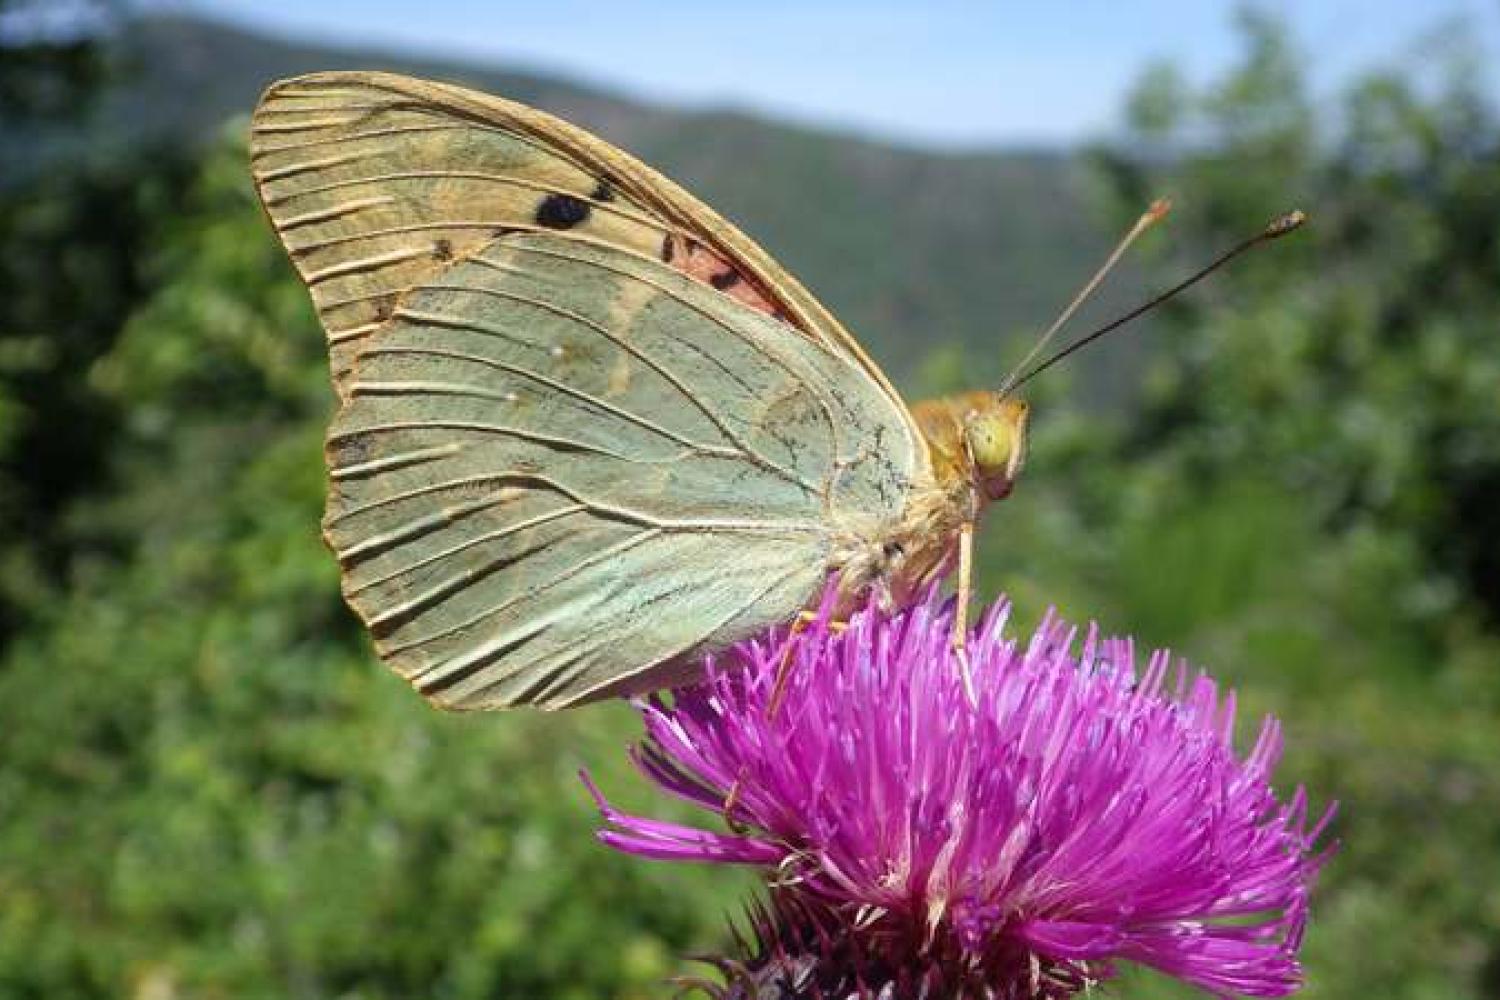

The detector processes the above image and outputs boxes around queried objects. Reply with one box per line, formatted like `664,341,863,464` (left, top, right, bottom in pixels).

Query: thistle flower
586,593,1334,999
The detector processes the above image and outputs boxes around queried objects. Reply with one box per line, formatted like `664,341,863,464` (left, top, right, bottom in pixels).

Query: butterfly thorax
831,390,1029,609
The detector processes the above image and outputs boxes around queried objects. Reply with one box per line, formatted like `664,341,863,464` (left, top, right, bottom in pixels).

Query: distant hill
16,13,1159,404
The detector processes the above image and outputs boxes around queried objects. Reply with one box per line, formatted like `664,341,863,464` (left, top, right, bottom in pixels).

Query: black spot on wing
536,193,591,229
709,270,742,291
660,234,675,263
591,179,615,202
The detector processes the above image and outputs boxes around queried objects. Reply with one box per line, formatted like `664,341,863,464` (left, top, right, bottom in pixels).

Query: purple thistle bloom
587,592,1334,998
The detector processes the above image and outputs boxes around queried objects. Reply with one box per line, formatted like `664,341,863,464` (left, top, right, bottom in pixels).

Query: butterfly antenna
1009,209,1306,392
996,196,1172,399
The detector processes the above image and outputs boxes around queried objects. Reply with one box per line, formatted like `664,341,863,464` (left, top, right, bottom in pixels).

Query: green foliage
0,142,195,638
0,130,746,999
1095,11,1500,630
1,10,1498,1000
981,12,1500,999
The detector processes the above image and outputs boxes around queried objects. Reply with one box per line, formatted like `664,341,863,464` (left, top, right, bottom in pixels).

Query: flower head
588,592,1334,998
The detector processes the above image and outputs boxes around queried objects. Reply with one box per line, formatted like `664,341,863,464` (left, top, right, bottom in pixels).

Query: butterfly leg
728,613,848,820
953,518,978,706
722,767,752,834
766,610,846,719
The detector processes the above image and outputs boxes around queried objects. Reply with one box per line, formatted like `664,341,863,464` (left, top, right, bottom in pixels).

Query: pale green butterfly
248,71,1140,712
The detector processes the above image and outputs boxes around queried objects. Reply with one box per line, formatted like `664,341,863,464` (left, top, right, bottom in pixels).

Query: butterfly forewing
252,76,664,394
250,72,917,407
324,233,917,709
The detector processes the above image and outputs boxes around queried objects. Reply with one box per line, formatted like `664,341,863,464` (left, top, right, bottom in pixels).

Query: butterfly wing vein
324,233,915,709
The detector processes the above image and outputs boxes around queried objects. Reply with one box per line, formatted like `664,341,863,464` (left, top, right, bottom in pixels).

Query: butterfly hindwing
324,232,917,709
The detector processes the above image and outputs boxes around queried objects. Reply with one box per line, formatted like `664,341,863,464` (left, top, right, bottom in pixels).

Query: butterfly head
964,395,1029,501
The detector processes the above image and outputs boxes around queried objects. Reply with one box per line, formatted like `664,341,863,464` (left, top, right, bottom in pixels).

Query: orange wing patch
660,233,786,320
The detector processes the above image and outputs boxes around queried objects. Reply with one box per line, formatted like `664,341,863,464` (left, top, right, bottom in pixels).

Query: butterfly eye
963,415,1013,478
963,400,1029,499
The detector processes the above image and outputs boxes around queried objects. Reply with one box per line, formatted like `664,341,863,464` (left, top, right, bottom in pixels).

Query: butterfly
248,72,1088,711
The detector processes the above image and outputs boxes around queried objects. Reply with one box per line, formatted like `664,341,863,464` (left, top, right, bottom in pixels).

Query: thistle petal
589,591,1334,998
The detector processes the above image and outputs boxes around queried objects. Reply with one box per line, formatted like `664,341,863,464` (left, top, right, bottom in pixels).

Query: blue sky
166,0,1498,146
